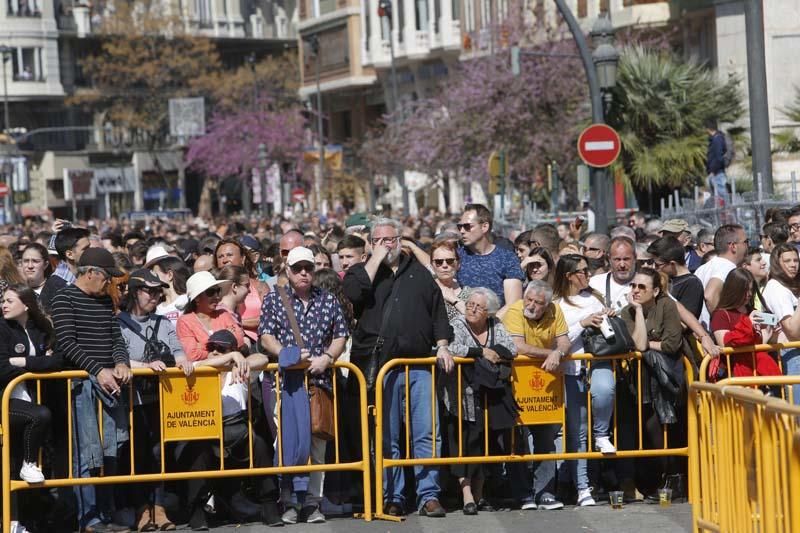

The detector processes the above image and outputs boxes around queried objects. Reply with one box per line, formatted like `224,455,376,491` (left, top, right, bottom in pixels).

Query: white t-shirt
763,279,799,343
589,272,631,312
157,294,189,327
555,291,605,376
694,256,737,326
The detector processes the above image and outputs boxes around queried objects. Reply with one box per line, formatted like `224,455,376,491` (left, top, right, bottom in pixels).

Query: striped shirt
51,284,129,376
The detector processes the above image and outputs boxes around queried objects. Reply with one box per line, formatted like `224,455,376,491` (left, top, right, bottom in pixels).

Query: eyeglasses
371,236,399,245
433,258,457,267
465,302,487,312
790,224,800,232
699,241,714,247
629,283,651,291
526,261,544,271
290,263,315,274
570,267,590,277
582,246,603,254
140,287,163,297
204,287,221,297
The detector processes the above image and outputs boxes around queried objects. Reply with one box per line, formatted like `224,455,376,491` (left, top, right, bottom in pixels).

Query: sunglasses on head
433,258,457,267
290,263,314,274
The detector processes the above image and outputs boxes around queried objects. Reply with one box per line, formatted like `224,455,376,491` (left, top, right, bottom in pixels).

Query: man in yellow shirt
502,279,571,511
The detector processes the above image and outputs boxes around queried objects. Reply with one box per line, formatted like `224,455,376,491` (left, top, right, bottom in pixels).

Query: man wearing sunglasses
343,218,453,518
260,246,349,524
456,204,524,315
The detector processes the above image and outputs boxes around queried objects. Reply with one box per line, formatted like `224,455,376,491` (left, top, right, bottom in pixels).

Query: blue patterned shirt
258,285,348,390
456,245,525,306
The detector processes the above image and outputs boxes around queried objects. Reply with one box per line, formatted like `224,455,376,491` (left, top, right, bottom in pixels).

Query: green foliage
606,46,743,190
775,86,800,153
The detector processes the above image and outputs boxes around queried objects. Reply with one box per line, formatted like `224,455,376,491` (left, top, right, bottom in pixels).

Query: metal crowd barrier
698,341,800,404
689,382,800,533
1,361,373,531
373,352,696,521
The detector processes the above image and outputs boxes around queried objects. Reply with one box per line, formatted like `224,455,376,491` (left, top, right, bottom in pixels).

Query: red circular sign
577,124,621,168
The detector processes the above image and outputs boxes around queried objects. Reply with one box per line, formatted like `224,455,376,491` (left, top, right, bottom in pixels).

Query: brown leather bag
277,286,335,441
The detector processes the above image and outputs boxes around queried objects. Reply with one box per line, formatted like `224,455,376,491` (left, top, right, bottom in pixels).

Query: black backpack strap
605,273,612,308
117,314,149,343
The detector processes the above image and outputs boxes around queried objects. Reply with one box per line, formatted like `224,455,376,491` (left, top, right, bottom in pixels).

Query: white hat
144,245,171,268
286,246,315,267
186,271,229,302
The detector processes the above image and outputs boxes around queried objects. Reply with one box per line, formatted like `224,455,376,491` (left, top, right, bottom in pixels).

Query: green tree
774,86,800,153
606,46,743,195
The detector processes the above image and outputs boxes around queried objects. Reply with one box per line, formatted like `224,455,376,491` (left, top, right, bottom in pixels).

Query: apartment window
11,47,44,81
313,0,336,17
577,0,586,18
7,0,41,16
464,0,474,32
194,0,212,27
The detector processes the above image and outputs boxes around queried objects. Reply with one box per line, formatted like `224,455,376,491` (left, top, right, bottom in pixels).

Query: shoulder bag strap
117,314,150,344
605,273,612,308
277,285,305,349
378,275,402,340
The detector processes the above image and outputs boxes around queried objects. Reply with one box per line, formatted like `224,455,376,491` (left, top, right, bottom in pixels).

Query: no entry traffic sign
577,124,621,168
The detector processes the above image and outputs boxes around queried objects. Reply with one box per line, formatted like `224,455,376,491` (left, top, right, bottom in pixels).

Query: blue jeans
710,171,729,204
589,362,615,440
72,379,129,529
382,367,441,510
781,348,800,405
561,374,590,491
512,424,559,503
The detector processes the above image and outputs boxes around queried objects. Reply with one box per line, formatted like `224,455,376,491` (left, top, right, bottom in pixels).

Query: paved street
202,502,692,532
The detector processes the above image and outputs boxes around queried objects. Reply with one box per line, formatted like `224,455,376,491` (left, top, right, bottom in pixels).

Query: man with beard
343,218,453,518
503,280,573,510
589,236,636,311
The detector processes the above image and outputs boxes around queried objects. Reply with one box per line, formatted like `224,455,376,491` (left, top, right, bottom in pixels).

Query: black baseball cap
206,329,239,351
128,268,169,291
78,248,124,277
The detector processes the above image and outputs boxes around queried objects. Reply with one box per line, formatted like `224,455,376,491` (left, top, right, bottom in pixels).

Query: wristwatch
557,349,566,359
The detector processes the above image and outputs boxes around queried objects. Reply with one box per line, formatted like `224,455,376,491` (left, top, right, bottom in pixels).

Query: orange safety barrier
373,352,696,521
1,362,373,531
690,382,800,533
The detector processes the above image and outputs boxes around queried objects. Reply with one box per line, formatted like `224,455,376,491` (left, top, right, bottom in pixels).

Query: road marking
584,141,616,151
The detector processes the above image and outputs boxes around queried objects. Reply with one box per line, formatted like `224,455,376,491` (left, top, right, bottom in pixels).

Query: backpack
722,131,735,167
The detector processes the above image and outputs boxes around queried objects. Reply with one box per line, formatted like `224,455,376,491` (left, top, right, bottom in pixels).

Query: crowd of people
0,202,795,532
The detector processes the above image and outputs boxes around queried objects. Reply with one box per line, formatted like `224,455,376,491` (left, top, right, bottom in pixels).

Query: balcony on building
361,0,462,68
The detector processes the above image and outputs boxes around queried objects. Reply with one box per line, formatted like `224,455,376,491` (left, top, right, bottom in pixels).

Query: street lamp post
552,0,614,233
0,45,16,225
307,35,325,214
591,14,620,229
378,0,409,217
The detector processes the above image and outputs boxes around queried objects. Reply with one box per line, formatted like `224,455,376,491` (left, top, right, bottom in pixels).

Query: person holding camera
117,268,193,532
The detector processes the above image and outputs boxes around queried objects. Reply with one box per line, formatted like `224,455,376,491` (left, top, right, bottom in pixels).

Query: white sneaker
9,520,29,533
595,436,617,454
577,488,596,507
520,500,537,510
19,461,44,483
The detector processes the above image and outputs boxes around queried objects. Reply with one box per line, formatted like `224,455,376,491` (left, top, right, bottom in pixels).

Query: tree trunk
198,177,214,219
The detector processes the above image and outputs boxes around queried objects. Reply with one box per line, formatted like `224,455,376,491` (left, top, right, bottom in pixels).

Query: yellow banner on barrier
160,374,222,441
512,364,564,426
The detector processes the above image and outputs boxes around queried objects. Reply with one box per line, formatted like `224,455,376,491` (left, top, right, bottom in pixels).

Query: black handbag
580,274,636,357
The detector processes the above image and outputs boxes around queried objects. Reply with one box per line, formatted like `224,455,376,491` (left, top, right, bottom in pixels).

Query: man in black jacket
343,217,452,518
705,119,728,205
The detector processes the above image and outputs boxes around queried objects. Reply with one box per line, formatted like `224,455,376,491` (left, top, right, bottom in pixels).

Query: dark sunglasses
140,287,163,297
570,267,590,276
456,223,475,231
433,258,457,267
526,261,544,271
290,263,314,274
204,287,221,297
280,248,291,257
630,283,651,291
638,259,655,266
